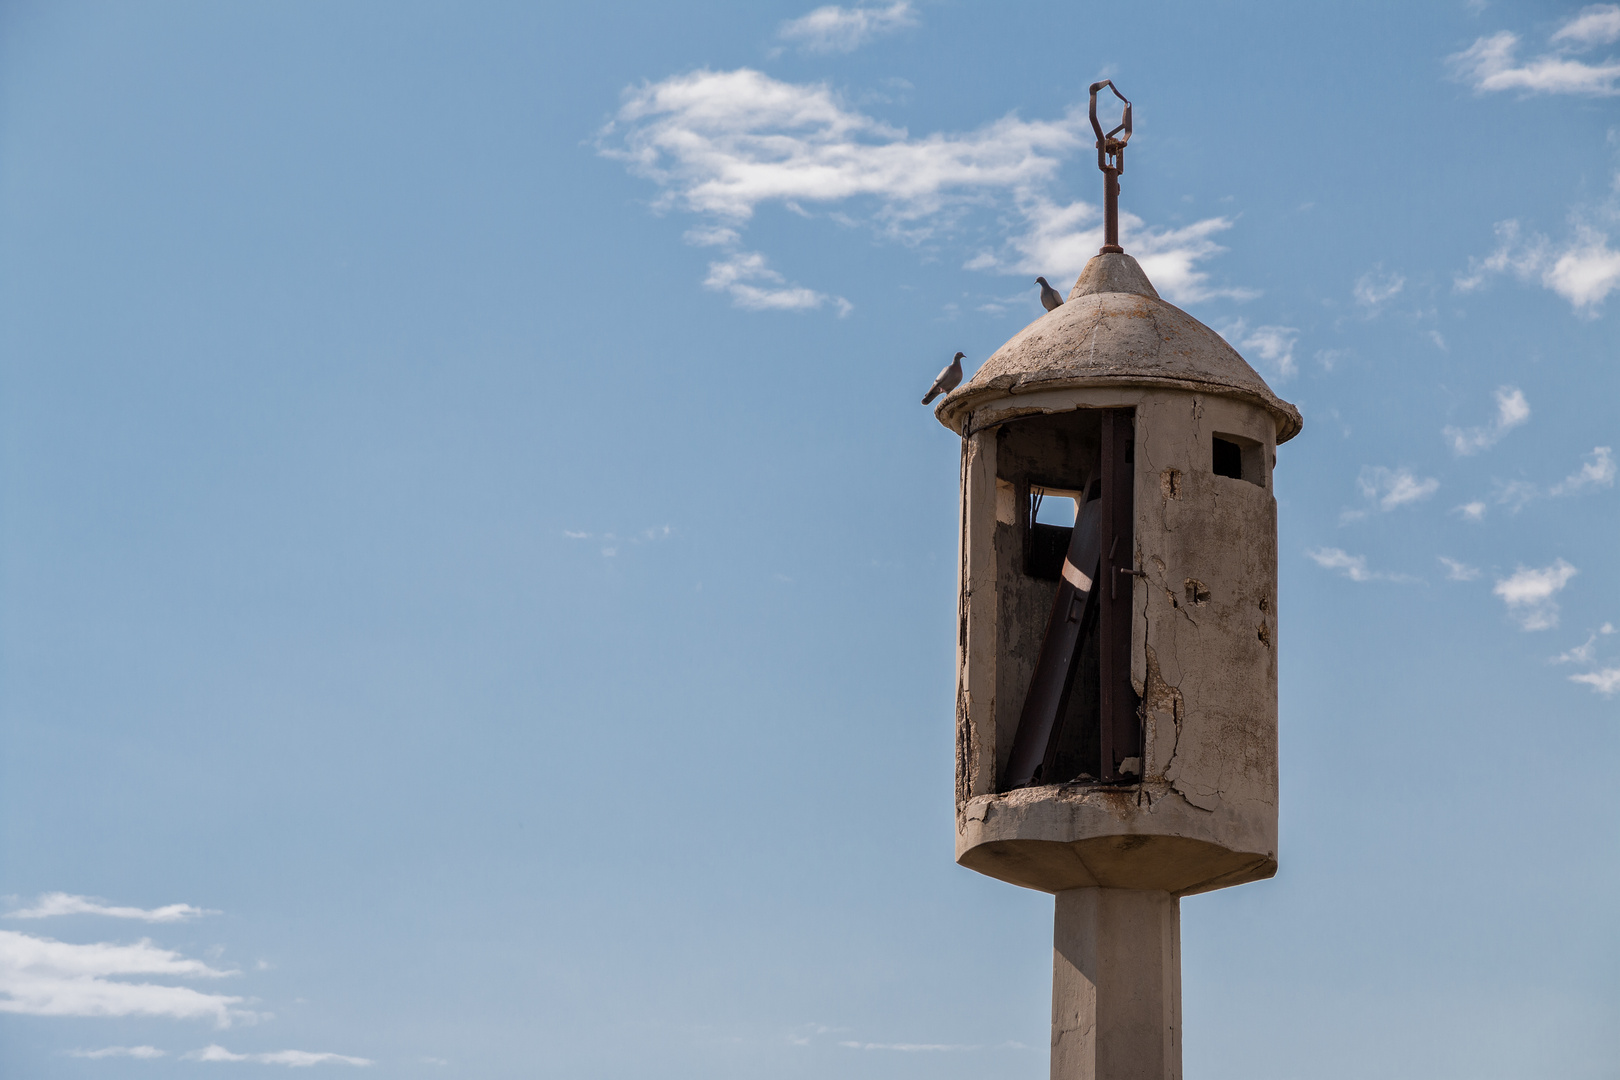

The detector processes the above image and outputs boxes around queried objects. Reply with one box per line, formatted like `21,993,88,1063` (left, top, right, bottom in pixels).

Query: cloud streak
0,930,250,1026
1307,547,1415,583
1215,319,1298,380
183,1045,373,1067
7,893,219,924
1570,667,1620,695
601,69,1250,308
1457,219,1620,313
1342,467,1439,521
1450,19,1620,96
1549,446,1615,495
777,2,917,54
1443,386,1530,456
69,1046,167,1059
1494,559,1578,630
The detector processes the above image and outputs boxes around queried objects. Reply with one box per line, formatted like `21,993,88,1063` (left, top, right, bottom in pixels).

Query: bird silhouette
1036,276,1065,312
922,352,965,405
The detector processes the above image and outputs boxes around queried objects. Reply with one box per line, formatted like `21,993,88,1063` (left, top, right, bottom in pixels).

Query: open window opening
1026,488,1080,582
1212,432,1268,488
993,409,1142,791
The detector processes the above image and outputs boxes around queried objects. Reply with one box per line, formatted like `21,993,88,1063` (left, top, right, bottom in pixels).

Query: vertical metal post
1098,408,1137,781
1089,81,1132,258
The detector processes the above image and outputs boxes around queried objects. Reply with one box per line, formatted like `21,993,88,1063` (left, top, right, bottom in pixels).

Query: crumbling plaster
952,386,1279,897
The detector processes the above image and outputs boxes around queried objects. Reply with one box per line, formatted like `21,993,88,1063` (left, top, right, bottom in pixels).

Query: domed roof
935,253,1302,443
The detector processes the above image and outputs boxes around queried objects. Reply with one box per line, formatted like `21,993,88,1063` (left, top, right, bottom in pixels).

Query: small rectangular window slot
1212,433,1268,488
1026,488,1081,581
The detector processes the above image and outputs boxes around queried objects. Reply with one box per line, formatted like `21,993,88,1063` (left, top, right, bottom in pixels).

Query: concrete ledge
956,785,1276,895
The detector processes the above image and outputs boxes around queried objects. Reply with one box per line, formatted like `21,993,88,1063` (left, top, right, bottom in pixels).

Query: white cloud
6,894,218,923
704,250,851,313
604,68,1080,222
1477,447,1615,514
978,203,1255,305
683,224,740,247
1494,559,1578,630
1456,500,1488,522
1551,5,1620,46
1450,29,1620,95
0,929,250,1026
1550,446,1617,494
1458,219,1620,313
69,1046,166,1059
602,69,1249,307
183,1045,373,1067
1217,320,1298,380
1552,629,1610,664
1439,556,1481,581
1354,268,1405,308
1570,667,1620,694
1308,547,1415,583
778,2,917,54
1443,386,1530,455
1356,466,1440,511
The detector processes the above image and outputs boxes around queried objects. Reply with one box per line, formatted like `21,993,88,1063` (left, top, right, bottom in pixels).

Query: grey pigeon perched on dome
1036,276,1065,312
921,352,965,405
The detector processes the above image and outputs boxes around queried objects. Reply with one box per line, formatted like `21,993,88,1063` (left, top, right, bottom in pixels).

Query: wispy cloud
1553,5,1620,46
563,524,674,558
1343,466,1439,520
182,1045,372,1067
0,929,251,1026
1570,667,1620,694
971,203,1255,305
1457,219,1620,313
1549,445,1616,495
1494,559,1578,630
778,2,917,54
1308,547,1416,583
1443,386,1530,455
69,1046,166,1059
1353,267,1405,309
1465,446,1615,517
7,894,218,924
1450,8,1620,97
1216,319,1298,380
601,69,1249,307
1439,556,1481,581
704,249,851,313
1552,623,1615,664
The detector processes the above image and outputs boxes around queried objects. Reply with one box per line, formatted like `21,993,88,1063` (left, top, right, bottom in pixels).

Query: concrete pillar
1051,888,1181,1080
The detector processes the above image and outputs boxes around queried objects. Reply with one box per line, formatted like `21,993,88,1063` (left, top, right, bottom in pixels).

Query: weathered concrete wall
953,385,1280,896
1051,888,1181,1080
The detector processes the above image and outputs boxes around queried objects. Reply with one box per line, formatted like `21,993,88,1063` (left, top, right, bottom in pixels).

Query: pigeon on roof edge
921,352,965,405
1036,277,1065,312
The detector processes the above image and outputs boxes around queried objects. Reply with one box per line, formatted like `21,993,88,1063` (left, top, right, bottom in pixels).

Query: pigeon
922,352,965,405
1036,276,1065,312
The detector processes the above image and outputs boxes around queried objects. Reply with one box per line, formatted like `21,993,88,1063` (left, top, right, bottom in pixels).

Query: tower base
1052,888,1181,1080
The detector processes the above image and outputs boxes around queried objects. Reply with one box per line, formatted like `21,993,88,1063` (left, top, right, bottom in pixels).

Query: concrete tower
931,84,1301,1080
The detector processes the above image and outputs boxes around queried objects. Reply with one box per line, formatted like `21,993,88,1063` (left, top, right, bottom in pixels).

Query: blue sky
0,1,1616,1076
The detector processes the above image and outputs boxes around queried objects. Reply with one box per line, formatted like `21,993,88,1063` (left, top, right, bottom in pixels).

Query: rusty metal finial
1089,80,1132,256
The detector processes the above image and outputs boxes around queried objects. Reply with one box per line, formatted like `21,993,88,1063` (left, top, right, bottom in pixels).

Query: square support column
1051,888,1181,1080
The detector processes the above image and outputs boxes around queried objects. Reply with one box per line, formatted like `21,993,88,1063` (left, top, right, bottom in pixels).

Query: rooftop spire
1089,80,1132,256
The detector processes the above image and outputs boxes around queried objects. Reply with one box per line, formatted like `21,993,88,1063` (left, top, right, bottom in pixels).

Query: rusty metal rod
1089,80,1132,257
